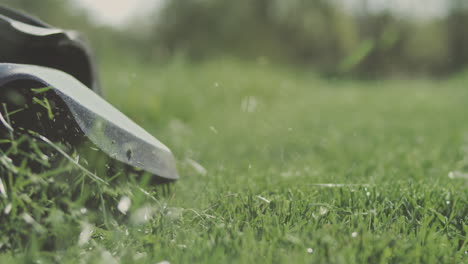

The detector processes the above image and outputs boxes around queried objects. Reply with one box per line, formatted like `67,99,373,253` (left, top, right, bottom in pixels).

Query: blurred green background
4,0,468,79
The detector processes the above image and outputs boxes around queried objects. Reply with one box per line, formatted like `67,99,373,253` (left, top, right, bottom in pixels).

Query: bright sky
73,0,164,27
75,0,449,28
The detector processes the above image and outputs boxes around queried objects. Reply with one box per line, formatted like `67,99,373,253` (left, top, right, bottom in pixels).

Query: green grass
1,59,467,263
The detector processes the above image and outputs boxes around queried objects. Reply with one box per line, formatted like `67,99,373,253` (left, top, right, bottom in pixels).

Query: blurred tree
145,0,468,78
447,0,468,73
151,0,359,70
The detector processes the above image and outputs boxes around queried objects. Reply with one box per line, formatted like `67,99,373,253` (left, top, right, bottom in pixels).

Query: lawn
0,59,467,263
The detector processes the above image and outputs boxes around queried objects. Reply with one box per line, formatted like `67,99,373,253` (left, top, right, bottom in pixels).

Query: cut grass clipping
0,61,467,263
